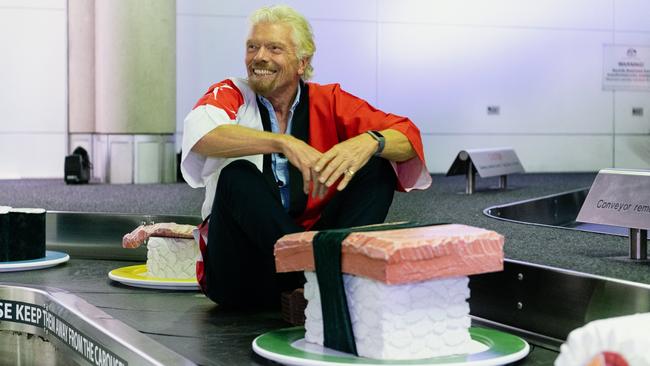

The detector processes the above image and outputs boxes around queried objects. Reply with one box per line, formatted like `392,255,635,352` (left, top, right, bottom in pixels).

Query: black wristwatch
366,130,385,156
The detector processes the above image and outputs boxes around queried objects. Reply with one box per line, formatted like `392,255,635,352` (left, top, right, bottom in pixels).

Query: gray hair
250,5,316,80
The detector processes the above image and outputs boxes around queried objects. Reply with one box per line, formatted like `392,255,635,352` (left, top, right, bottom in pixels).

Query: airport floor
3,172,640,365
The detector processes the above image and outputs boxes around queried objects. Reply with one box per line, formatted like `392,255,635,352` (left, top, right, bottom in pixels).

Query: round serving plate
108,264,199,291
0,250,69,272
252,326,530,366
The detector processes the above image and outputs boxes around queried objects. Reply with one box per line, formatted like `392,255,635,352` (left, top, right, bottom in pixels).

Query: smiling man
181,5,431,309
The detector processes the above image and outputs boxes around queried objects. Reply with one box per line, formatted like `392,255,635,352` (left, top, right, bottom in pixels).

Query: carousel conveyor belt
2,173,650,365
483,187,647,237
1,211,563,365
2,212,292,365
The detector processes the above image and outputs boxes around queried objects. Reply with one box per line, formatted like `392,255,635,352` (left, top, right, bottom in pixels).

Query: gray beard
249,78,276,97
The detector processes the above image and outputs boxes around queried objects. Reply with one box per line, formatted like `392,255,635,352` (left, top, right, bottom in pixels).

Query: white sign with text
447,147,524,178
603,44,650,91
577,169,650,231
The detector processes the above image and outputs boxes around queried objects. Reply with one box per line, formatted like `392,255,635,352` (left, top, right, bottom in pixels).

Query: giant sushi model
555,313,650,366
274,223,504,360
123,223,198,279
0,206,46,262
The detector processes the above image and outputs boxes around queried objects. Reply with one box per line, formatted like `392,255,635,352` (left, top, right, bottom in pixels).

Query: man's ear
297,57,310,76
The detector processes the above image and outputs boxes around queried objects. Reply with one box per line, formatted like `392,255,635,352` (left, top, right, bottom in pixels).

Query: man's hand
279,135,324,195
193,125,415,198
313,133,378,194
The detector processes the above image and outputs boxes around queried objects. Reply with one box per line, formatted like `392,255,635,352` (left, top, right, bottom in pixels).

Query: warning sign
0,299,128,366
603,44,650,91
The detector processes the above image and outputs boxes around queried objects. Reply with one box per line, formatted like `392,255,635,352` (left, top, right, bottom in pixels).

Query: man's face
245,22,305,98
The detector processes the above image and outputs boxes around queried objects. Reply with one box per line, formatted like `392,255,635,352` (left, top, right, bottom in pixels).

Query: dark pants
204,157,396,309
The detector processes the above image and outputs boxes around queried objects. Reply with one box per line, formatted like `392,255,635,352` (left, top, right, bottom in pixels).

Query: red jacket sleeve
309,83,431,192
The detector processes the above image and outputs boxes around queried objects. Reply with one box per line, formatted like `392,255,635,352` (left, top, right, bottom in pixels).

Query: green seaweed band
312,222,448,355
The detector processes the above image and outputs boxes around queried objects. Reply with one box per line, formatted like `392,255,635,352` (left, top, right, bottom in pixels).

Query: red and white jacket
181,77,431,226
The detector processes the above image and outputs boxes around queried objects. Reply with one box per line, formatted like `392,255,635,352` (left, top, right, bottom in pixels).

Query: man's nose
253,46,269,61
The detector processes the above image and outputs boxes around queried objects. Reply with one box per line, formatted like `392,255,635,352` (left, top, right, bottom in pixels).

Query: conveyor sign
576,169,650,230
0,299,128,366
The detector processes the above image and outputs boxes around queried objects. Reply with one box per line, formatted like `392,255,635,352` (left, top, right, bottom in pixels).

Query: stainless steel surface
629,228,648,260
448,148,522,194
576,168,650,231
470,259,650,344
0,284,196,366
484,188,649,238
499,174,507,189
471,316,564,352
0,330,64,366
447,147,524,178
466,161,475,195
46,211,201,260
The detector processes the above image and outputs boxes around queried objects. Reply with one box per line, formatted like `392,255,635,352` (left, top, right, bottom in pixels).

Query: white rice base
146,237,199,279
303,271,472,360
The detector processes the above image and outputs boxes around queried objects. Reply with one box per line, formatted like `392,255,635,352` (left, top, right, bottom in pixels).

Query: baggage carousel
2,173,646,365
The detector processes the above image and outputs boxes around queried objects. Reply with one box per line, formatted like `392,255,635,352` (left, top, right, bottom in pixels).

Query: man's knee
219,159,258,183
216,160,261,197
354,157,396,214
358,157,396,187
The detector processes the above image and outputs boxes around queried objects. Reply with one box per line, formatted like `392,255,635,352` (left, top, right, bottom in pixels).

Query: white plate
108,264,200,291
0,251,70,272
253,326,530,366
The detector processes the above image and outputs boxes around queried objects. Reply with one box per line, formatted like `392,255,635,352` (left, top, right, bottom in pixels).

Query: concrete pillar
95,0,176,134
68,0,95,133
67,0,176,183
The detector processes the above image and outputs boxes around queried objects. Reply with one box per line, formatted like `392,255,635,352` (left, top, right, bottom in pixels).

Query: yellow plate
108,264,199,291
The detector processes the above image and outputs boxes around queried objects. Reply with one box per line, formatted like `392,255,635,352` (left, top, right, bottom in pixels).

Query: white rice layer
146,237,199,279
303,271,472,360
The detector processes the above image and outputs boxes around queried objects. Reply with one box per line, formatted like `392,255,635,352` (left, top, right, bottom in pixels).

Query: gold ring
345,168,355,176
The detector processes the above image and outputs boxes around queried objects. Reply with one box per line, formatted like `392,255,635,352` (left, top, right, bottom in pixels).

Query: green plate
252,326,529,366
